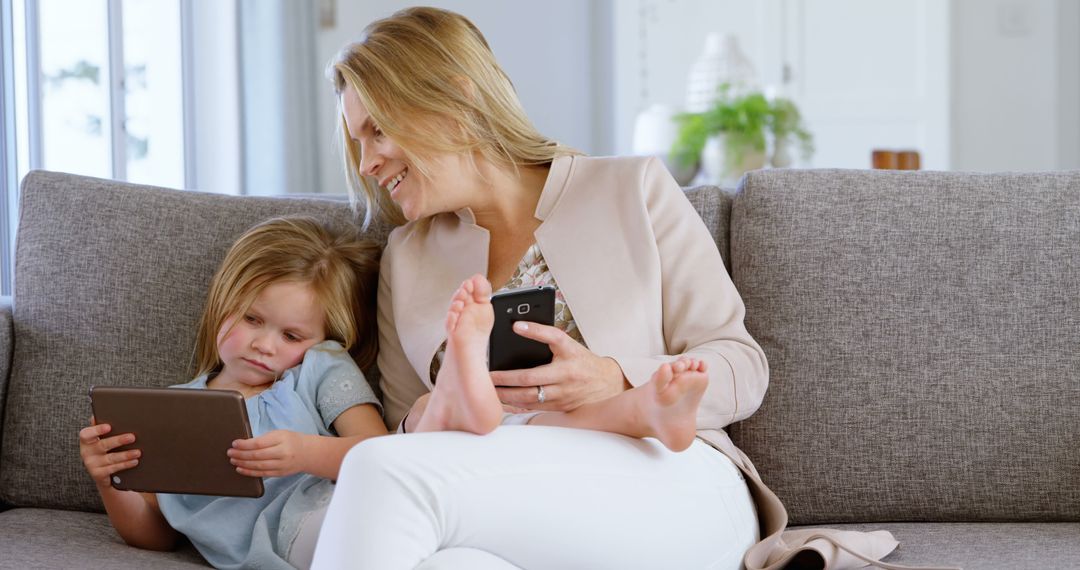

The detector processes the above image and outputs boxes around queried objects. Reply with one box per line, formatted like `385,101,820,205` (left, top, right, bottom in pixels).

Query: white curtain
238,0,319,196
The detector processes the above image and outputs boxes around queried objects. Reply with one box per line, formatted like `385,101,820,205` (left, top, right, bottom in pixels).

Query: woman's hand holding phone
490,321,629,412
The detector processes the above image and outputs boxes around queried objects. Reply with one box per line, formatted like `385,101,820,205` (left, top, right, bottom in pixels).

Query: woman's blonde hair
193,217,380,378
327,6,580,227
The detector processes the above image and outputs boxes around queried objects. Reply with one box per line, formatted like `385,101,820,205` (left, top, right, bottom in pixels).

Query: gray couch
0,169,1076,569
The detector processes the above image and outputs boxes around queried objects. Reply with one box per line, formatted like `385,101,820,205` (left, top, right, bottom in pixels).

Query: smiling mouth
386,169,407,193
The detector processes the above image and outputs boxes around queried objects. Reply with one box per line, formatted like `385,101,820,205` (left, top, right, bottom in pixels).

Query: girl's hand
490,322,629,412
228,429,311,478
78,416,141,490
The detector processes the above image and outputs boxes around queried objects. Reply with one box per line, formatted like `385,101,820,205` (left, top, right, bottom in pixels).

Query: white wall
950,0,1069,171
313,0,597,195
1058,0,1080,169
612,0,773,157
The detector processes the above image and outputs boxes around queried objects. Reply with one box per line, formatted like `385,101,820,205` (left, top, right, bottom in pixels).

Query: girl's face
214,281,327,391
340,84,479,221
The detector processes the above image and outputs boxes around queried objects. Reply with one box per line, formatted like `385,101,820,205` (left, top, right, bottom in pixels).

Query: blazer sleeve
375,238,431,430
611,157,769,429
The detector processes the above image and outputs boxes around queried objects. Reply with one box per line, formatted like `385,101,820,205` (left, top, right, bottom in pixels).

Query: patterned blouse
430,243,585,382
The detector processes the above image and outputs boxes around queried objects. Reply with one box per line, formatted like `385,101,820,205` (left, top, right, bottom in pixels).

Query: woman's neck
469,163,549,241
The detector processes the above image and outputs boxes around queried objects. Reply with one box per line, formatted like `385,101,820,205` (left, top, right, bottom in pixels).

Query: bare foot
636,358,708,452
415,274,503,435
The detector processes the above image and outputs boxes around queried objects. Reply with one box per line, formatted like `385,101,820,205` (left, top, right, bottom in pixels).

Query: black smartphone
489,286,556,371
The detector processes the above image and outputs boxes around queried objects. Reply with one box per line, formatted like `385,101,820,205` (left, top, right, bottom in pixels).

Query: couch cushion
683,185,733,275
728,169,1080,524
0,171,390,511
799,522,1080,569
0,508,208,568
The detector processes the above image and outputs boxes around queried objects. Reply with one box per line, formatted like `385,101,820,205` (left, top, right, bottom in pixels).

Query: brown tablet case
89,386,265,498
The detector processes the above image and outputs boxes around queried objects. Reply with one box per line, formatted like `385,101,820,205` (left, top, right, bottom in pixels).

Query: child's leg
414,275,503,435
526,358,708,452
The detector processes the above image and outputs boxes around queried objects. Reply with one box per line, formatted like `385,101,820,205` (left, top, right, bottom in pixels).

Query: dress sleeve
375,238,432,430
610,157,769,428
302,342,381,432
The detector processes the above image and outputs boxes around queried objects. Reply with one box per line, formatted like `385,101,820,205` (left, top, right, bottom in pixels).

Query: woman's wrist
602,356,631,393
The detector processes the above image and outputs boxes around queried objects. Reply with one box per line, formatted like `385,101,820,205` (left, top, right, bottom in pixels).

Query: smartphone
489,286,556,371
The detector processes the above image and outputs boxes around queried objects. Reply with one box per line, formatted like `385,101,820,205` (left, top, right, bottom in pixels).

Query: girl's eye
284,332,302,343
243,314,259,324
372,125,383,138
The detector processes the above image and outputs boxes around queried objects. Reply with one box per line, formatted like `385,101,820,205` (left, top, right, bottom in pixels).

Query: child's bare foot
415,274,502,435
637,358,708,452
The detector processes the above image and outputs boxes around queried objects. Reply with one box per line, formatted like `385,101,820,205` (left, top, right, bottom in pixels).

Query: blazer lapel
394,210,489,385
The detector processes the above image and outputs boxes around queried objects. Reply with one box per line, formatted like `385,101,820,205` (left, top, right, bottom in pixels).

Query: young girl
78,217,387,570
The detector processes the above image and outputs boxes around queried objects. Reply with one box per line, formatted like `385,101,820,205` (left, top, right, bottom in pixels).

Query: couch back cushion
0,171,390,511
684,185,733,275
728,169,1080,524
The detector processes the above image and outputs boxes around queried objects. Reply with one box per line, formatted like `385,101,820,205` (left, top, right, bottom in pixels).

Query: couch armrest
0,296,10,511
0,296,10,400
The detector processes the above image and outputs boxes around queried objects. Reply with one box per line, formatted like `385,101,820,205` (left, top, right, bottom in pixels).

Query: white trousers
311,426,758,570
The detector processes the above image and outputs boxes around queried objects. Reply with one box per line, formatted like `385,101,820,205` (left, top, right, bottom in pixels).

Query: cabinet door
781,0,950,169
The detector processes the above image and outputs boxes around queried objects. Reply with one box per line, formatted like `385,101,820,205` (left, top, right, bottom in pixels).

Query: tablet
89,386,264,498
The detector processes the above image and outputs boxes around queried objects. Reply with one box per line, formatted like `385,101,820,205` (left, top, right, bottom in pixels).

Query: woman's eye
372,126,383,138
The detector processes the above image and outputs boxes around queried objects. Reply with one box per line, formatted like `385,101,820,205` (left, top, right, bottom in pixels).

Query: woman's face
340,84,478,221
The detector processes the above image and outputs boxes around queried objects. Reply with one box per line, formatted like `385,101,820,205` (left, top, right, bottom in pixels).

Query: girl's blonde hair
326,6,580,227
193,217,380,378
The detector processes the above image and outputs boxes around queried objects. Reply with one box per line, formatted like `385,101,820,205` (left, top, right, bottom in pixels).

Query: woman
313,7,766,569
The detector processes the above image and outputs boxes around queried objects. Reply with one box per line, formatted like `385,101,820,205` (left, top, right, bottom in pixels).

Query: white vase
685,33,759,113
771,137,794,168
700,134,767,187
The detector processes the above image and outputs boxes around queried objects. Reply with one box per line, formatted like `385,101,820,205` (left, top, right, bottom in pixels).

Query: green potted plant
672,85,813,183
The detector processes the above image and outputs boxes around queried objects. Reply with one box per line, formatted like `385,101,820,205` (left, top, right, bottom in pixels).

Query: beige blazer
375,155,929,570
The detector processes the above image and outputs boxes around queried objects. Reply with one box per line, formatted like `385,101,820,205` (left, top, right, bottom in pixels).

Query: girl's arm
79,420,179,551
100,489,180,551
306,403,388,479
228,403,387,480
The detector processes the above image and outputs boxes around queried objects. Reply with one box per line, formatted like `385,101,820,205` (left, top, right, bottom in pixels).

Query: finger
227,447,275,461
495,385,556,409
90,449,141,474
96,457,140,477
79,423,111,444
96,433,136,453
489,367,544,388
231,436,271,450
231,458,280,472
510,321,572,353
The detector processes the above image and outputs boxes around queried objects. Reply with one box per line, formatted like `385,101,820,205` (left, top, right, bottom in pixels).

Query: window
0,0,197,295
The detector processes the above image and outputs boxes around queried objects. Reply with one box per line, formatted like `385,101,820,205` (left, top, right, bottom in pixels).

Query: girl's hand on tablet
78,415,141,491
227,429,310,478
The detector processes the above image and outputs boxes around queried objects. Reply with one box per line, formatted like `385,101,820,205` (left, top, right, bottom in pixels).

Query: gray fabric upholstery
728,168,1080,525
0,170,390,511
802,522,1080,569
3,169,1077,568
0,508,207,569
0,297,12,487
684,185,733,275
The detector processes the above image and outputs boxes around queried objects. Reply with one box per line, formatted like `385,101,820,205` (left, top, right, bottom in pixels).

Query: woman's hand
79,416,141,491
490,321,630,412
228,429,311,478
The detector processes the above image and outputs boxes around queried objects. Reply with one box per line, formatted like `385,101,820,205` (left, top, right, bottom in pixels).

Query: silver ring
536,385,546,404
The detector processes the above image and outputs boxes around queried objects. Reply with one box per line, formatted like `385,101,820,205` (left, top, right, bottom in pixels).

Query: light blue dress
156,341,380,569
